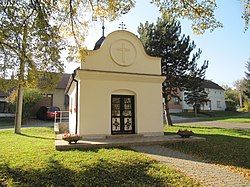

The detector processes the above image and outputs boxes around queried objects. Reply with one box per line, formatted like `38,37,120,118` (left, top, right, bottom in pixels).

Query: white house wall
206,88,226,110
53,89,67,110
182,88,226,111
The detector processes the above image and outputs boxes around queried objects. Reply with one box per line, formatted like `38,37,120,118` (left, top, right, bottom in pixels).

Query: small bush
6,88,43,121
225,100,237,111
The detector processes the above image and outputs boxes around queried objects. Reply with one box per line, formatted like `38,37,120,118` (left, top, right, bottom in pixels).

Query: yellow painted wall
68,30,165,138
81,30,161,75
53,89,67,110
74,70,164,138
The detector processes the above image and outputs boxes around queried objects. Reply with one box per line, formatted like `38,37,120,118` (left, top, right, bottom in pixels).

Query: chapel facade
66,30,165,139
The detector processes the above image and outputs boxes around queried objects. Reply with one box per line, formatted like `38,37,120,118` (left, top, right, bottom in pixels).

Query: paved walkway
176,121,250,130
131,145,250,187
171,115,250,130
0,119,53,130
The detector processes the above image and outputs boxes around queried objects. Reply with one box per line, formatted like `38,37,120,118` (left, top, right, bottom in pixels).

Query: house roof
0,90,8,97
57,73,71,89
203,80,224,90
0,73,71,97
0,79,16,97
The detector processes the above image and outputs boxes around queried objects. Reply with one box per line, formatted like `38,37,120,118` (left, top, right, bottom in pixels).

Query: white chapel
66,30,165,139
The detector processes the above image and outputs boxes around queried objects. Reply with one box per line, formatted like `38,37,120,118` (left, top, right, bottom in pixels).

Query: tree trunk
239,91,243,108
248,98,250,116
165,100,173,126
163,102,167,124
194,107,197,117
194,104,198,117
14,23,27,134
14,85,23,134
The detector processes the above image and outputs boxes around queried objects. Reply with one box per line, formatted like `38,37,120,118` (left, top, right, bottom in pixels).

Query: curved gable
81,30,161,75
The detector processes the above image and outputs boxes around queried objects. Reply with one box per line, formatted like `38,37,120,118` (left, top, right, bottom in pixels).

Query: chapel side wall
78,79,111,138
67,82,77,134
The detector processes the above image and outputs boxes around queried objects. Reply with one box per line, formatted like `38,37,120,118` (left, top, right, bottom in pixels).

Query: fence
54,111,69,123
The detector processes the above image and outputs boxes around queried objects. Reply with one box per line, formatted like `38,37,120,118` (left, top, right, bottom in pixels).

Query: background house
0,74,71,117
31,73,71,117
167,90,183,113
0,90,15,116
182,80,226,111
0,90,9,113
169,80,226,113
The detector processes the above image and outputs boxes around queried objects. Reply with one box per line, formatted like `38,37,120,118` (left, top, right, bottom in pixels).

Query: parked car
36,106,60,120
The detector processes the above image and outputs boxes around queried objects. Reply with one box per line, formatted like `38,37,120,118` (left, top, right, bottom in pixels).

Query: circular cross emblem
110,39,136,66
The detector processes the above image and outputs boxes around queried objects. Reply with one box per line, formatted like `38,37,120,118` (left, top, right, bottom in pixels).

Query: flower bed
62,133,82,144
177,129,194,138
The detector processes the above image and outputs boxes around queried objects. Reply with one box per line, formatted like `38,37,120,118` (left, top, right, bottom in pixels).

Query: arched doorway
111,90,135,135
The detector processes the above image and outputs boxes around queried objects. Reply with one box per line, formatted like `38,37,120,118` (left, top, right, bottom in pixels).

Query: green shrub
6,88,43,121
225,100,237,111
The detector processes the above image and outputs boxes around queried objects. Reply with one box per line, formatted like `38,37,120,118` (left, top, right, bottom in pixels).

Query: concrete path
0,119,53,130
131,145,250,187
171,115,200,123
171,115,250,130
176,121,250,130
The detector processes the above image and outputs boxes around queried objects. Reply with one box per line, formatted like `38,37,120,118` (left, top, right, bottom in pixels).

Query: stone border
55,135,205,151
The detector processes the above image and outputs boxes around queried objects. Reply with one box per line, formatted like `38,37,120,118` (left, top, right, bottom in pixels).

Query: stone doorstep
55,135,206,151
105,134,144,139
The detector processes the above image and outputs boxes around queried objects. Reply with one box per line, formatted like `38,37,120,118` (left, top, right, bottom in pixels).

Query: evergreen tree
138,17,208,125
184,79,208,117
244,60,250,115
184,58,208,117
244,60,250,98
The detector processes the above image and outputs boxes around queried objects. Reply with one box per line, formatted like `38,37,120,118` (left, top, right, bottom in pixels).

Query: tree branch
69,0,81,48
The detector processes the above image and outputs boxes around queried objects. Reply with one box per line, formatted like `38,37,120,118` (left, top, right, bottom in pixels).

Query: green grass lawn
171,111,244,118
216,117,250,123
165,125,250,179
0,127,200,187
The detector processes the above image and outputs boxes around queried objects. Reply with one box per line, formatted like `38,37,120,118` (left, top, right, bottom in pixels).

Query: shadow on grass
166,125,250,136
0,156,177,186
163,132,250,170
18,133,54,140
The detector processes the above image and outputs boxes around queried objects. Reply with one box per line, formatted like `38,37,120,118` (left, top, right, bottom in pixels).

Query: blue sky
65,0,250,87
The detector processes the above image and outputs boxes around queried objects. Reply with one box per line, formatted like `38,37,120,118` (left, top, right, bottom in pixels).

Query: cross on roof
118,22,127,30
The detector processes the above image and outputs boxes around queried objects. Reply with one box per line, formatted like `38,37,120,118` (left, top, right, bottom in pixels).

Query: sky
64,0,250,87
